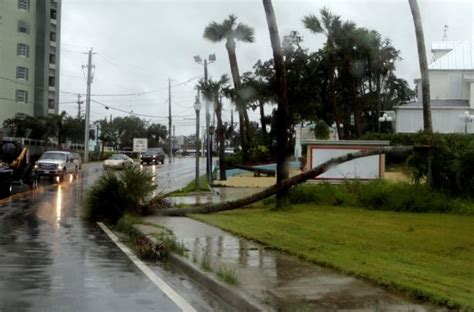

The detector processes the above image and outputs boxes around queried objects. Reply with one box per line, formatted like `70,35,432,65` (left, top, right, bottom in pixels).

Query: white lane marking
97,222,197,312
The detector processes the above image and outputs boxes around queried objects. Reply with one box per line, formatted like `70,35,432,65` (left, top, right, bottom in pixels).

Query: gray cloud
59,0,474,135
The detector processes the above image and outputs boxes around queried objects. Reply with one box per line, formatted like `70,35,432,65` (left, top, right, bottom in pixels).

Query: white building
395,41,474,133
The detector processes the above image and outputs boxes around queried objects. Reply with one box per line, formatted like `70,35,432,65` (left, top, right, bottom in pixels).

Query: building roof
431,41,464,51
397,99,469,109
429,41,474,70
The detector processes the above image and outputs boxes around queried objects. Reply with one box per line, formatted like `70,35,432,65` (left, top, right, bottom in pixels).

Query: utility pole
77,94,83,118
172,124,176,156
168,78,172,163
204,59,211,182
83,48,94,162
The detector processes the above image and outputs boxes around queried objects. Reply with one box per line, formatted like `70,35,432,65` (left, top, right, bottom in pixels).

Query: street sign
133,138,148,152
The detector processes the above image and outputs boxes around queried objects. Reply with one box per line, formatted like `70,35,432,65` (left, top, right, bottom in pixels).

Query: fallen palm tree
154,146,416,216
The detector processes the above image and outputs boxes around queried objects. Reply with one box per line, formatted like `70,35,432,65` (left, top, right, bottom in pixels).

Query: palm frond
203,22,226,42
302,14,323,33
234,23,255,42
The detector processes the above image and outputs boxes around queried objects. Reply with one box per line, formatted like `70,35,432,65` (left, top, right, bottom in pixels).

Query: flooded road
0,158,207,312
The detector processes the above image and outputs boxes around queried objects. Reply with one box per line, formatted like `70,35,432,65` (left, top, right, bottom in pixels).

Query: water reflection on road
0,159,203,312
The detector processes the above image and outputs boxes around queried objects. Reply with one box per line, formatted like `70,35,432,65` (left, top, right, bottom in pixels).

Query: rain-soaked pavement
0,158,218,312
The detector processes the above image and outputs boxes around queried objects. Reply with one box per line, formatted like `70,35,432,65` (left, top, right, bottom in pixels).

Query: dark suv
141,148,165,165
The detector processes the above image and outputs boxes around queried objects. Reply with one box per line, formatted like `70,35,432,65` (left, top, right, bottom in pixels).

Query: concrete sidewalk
135,188,444,311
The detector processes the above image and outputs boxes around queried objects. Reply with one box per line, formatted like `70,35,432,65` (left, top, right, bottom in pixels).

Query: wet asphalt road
0,158,206,312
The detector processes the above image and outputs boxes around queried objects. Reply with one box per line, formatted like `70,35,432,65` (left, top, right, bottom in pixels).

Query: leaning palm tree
263,0,290,209
303,8,343,139
203,14,254,161
198,75,230,181
408,0,432,133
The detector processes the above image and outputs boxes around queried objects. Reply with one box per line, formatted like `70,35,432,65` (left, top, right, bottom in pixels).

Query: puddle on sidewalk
169,187,262,206
144,216,445,312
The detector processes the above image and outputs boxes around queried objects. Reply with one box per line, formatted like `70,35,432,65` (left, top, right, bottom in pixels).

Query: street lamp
194,96,202,191
378,113,393,133
209,124,215,183
460,110,473,134
194,53,216,183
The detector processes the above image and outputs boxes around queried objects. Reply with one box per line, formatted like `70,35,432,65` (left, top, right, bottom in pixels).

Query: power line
61,75,202,97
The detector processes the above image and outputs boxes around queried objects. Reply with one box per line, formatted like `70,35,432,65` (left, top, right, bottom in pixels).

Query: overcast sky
58,0,474,136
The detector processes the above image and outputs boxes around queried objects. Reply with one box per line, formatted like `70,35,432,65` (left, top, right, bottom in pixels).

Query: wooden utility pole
83,48,94,162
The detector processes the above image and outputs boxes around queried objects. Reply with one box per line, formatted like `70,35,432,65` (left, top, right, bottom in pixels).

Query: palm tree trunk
263,0,290,210
154,146,414,216
226,47,249,160
329,66,343,139
215,100,227,181
408,0,432,133
259,100,267,136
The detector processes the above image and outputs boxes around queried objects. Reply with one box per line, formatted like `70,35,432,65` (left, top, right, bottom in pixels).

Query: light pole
208,124,215,183
194,53,216,183
378,113,393,133
194,96,202,191
460,111,473,134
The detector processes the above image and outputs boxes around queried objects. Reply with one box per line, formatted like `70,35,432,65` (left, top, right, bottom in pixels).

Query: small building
302,140,389,181
395,41,474,133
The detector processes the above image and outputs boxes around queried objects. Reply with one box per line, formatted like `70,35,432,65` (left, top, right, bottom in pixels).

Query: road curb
132,225,272,312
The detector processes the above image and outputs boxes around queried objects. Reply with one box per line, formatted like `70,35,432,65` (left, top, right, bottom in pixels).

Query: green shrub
354,181,455,213
314,120,330,140
84,166,156,223
362,132,474,196
288,183,355,206
279,180,474,215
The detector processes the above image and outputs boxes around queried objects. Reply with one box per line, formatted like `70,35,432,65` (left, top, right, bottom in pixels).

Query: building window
49,54,56,64
50,31,56,42
50,46,56,54
50,9,57,20
17,43,29,57
16,90,28,103
48,76,55,87
49,69,55,76
16,66,29,80
18,0,29,11
48,99,55,109
18,21,29,34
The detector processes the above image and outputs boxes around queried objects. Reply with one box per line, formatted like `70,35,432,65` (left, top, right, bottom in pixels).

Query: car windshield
40,153,66,161
110,154,126,160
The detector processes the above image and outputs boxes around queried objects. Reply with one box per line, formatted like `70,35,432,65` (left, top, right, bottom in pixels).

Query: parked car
71,152,82,170
141,147,165,165
103,154,134,170
35,151,77,181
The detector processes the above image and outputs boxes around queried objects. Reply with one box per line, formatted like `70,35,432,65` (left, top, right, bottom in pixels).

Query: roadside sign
133,138,148,152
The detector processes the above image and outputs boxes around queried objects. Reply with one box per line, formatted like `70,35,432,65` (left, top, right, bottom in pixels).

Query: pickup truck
35,151,78,181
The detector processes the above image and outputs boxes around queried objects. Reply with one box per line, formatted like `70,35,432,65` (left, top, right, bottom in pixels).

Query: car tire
59,169,66,182
160,158,164,164
0,182,12,198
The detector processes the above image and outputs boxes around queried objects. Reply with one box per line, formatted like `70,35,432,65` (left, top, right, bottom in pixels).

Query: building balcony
50,41,56,47
49,63,56,70
50,19,57,25
48,108,56,114
48,86,55,92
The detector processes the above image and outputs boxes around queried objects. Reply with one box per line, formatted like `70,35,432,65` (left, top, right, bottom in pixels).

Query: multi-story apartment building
0,0,61,126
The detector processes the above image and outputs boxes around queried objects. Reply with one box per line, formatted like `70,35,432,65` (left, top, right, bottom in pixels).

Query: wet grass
192,205,474,309
170,175,209,196
216,265,238,285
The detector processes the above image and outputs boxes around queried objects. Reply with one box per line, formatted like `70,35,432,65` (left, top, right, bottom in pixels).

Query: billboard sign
133,138,148,152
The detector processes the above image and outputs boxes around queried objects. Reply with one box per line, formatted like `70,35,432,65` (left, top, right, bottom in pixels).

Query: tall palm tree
204,14,254,160
303,8,343,139
408,0,432,133
263,0,290,209
198,75,230,181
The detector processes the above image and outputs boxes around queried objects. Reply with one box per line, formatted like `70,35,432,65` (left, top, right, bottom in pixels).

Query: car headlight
34,164,38,169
